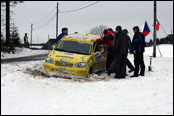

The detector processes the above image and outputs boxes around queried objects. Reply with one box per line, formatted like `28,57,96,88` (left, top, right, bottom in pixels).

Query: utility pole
48,34,50,51
31,23,33,48
153,1,157,58
56,2,59,39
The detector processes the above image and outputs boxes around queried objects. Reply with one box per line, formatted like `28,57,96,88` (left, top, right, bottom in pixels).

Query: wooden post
153,1,157,58
56,2,59,39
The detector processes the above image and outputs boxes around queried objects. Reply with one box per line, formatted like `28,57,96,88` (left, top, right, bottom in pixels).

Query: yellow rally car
44,33,107,79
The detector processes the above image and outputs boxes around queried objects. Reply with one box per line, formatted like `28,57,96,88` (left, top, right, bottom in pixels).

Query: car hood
48,50,91,63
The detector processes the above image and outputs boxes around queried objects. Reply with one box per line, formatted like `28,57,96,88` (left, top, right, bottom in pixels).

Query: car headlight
75,62,86,68
45,57,54,64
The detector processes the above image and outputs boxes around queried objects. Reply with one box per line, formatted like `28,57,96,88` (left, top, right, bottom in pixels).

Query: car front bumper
44,62,88,79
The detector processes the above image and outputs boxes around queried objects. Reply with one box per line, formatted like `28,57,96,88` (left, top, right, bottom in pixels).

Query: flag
142,21,150,37
156,19,160,31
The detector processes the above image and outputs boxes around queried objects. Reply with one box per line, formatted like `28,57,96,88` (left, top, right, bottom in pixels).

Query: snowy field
1,44,173,115
1,47,49,59
144,44,173,58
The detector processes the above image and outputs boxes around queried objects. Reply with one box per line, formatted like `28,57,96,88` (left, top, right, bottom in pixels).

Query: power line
33,13,56,31
21,6,56,33
34,6,56,26
59,1,92,11
34,12,56,29
59,1,84,11
59,1,100,13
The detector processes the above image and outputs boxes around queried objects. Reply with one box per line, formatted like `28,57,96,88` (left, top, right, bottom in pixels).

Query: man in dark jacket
56,28,68,43
122,29,135,73
111,28,130,79
108,28,134,75
131,26,145,77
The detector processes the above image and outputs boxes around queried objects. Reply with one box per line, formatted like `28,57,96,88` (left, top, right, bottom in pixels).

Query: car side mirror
94,51,101,56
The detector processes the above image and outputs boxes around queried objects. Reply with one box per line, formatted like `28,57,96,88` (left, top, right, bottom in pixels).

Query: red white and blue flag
142,21,150,37
156,19,160,31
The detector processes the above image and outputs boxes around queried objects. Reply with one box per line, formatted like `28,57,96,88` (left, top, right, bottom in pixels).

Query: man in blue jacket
131,26,145,77
56,28,68,43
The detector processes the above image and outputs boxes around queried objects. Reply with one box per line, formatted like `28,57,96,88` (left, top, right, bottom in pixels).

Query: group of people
98,26,145,79
56,26,145,79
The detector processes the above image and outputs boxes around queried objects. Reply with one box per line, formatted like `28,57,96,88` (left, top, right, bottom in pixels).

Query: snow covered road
1,47,49,59
1,45,173,115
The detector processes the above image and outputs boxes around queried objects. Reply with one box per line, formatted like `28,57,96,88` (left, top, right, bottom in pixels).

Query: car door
93,43,107,71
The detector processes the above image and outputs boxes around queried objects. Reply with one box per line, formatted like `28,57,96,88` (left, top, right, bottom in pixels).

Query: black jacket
114,31,130,55
132,32,145,53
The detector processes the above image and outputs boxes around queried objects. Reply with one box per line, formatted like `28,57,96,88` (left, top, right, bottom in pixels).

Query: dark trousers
108,56,134,73
134,53,145,76
114,54,127,78
24,42,29,48
126,58,134,70
106,52,114,70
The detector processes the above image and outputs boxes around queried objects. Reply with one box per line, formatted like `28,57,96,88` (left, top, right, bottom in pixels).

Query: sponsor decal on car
96,56,102,61
56,55,61,57
68,36,88,40
64,53,74,55
60,59,69,62
64,38,89,44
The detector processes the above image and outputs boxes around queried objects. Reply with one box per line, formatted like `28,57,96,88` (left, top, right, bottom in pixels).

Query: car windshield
54,40,92,55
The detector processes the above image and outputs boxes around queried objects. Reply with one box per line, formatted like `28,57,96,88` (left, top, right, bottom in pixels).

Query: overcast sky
2,1,173,43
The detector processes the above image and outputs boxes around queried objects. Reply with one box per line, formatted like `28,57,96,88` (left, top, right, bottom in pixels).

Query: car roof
63,33,101,43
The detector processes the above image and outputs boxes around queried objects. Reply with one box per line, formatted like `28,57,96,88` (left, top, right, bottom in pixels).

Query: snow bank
1,45,173,115
1,47,49,59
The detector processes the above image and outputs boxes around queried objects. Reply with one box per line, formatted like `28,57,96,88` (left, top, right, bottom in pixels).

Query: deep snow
1,45,173,115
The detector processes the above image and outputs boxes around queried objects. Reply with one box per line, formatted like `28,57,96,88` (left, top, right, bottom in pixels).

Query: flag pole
151,34,163,57
160,24,169,37
144,21,162,57
150,27,163,57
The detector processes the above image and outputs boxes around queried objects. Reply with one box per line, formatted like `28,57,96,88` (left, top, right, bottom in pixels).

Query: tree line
1,1,23,48
146,34,173,47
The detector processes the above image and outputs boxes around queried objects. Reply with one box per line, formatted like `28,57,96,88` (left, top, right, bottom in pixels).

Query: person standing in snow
24,33,29,48
109,28,130,79
108,27,134,76
56,28,68,43
122,29,135,73
107,26,122,75
131,26,145,77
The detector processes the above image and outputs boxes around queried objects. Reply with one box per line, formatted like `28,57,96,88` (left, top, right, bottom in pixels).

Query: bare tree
89,25,108,37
